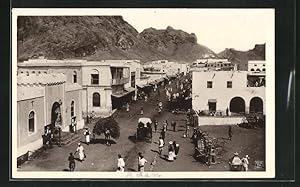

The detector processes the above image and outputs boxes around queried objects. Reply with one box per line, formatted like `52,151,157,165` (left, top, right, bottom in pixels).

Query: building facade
192,71,265,115
17,73,84,157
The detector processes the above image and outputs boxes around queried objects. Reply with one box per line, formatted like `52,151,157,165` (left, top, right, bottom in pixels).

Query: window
262,68,266,72
254,64,257,66
263,64,265,67
93,93,100,107
91,69,99,85
28,111,35,133
227,81,232,88
256,68,261,72
251,68,255,71
73,71,77,83
207,81,213,88
71,101,75,117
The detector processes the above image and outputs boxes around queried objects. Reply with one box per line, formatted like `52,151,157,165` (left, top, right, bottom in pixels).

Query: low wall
198,116,244,126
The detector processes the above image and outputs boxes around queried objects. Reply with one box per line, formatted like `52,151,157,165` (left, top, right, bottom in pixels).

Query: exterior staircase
52,131,82,146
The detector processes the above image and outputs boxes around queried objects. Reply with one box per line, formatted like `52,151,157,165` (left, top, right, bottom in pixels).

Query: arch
229,97,245,114
93,92,100,107
249,97,263,113
73,71,77,83
51,102,62,128
28,110,35,133
71,100,75,117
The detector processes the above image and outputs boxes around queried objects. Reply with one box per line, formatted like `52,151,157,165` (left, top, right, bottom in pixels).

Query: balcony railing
111,77,129,85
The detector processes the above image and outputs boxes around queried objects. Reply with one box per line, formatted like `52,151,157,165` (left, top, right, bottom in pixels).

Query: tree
93,117,120,139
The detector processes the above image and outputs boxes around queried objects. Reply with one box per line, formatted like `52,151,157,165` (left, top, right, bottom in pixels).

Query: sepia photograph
11,8,275,179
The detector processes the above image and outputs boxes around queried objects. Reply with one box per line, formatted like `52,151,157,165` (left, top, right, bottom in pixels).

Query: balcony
111,77,129,85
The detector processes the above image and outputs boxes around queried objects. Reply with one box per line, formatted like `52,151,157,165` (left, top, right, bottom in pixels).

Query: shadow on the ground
62,168,70,171
90,139,116,145
150,149,159,154
128,135,137,143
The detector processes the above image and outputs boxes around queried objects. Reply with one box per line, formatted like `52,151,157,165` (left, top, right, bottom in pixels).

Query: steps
52,132,82,146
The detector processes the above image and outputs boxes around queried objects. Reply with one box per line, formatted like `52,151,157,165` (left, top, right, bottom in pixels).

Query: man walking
171,121,176,132
68,152,75,171
74,143,85,162
138,152,147,172
158,136,164,155
84,128,91,145
117,154,125,172
161,130,166,141
154,120,158,133
241,155,250,171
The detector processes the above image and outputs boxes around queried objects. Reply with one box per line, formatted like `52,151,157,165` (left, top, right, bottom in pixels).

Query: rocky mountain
218,44,266,70
17,16,217,63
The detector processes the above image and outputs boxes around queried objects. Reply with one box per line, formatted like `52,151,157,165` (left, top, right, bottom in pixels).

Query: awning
136,83,146,88
111,91,131,98
125,87,136,93
208,99,217,103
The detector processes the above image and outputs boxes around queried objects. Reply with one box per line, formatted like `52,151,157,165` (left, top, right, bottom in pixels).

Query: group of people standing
165,77,192,112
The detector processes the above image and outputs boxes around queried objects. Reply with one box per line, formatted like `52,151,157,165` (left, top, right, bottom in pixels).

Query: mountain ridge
17,16,216,63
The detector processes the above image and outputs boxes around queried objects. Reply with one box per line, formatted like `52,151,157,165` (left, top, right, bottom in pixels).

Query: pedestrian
163,122,167,132
167,141,175,162
74,143,85,162
158,136,164,155
140,107,144,115
105,128,111,146
185,126,190,138
84,128,90,145
144,95,148,102
228,126,233,140
117,154,125,172
154,120,158,133
161,130,166,141
165,120,168,130
68,152,75,171
226,107,229,116
241,155,250,171
138,153,147,172
210,146,216,164
126,103,130,113
86,114,90,124
171,121,176,132
173,141,180,159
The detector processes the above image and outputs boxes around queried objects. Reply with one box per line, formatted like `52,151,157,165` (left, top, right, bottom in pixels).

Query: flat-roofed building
192,70,265,115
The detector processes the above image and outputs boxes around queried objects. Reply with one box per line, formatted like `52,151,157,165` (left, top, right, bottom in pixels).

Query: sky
120,9,274,53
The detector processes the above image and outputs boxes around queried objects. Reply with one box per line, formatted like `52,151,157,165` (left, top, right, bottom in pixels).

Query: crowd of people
165,76,192,112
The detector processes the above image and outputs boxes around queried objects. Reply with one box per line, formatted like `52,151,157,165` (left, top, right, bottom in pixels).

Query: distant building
192,58,235,71
143,60,188,76
192,70,265,115
248,60,266,73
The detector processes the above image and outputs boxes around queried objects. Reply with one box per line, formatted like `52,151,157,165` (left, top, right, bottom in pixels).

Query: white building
143,60,188,76
192,58,235,71
192,71,265,115
248,60,266,73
